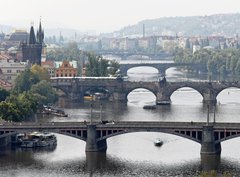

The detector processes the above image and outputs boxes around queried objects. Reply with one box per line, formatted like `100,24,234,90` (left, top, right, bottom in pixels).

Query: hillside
110,13,240,37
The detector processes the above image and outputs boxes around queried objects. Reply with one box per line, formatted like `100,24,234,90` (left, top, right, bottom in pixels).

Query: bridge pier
157,68,166,77
202,90,217,105
68,92,84,102
109,92,127,102
156,90,171,105
119,67,128,76
0,135,12,147
85,125,107,152
201,125,221,155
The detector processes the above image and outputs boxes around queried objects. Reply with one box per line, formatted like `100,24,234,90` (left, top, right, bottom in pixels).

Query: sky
1,0,240,33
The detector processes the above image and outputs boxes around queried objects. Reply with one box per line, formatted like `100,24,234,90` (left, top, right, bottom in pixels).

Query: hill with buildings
108,13,240,38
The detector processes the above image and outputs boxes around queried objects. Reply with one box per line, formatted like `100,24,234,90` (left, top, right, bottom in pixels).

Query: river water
1,66,240,177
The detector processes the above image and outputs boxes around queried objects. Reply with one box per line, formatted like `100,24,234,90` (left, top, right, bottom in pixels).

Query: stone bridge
51,77,240,105
1,121,240,155
119,62,200,76
96,50,170,60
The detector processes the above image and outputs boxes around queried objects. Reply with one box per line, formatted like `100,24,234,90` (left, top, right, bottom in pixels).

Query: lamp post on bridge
100,103,103,123
207,104,210,125
213,105,216,124
206,104,216,125
90,103,93,125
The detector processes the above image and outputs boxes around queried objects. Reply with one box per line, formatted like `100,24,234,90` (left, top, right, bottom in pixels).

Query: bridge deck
0,121,240,131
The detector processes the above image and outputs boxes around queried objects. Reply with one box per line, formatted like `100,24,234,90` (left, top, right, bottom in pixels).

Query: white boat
19,132,57,148
154,139,163,147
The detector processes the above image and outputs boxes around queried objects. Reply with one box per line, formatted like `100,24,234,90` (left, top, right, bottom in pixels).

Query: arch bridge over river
51,77,240,105
119,61,201,76
1,121,240,155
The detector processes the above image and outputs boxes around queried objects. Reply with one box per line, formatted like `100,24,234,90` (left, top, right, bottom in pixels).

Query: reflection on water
1,67,240,176
201,155,221,171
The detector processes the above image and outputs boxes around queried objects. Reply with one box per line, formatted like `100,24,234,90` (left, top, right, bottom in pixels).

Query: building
119,38,137,51
0,53,27,85
55,60,77,77
21,20,44,65
138,37,157,50
41,60,55,77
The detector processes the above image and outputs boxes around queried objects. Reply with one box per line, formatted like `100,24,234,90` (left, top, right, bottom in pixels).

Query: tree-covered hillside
110,13,240,37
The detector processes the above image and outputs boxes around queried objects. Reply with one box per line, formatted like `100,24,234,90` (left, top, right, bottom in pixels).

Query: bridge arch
127,66,159,74
125,66,160,76
214,129,240,143
169,86,204,100
52,85,70,97
6,129,88,142
216,86,240,101
126,87,157,101
97,129,202,144
83,86,111,100
170,87,203,103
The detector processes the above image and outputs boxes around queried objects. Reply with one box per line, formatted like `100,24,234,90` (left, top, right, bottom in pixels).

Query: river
1,66,240,176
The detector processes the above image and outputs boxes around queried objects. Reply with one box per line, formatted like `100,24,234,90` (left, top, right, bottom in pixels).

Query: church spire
37,18,44,44
29,25,36,44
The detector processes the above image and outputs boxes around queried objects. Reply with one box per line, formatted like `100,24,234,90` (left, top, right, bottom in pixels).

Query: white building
0,57,27,84
192,45,201,53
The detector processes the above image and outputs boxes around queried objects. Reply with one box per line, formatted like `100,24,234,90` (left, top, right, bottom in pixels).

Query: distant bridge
1,121,240,155
51,77,240,105
119,61,200,76
96,50,170,60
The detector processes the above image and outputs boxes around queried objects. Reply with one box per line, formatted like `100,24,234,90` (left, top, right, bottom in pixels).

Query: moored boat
42,105,68,117
18,132,57,148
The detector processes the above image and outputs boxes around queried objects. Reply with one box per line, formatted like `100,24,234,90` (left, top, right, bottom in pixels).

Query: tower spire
37,17,44,44
29,24,36,44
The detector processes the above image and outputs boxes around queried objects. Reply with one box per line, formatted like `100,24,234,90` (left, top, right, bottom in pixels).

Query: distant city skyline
1,0,240,33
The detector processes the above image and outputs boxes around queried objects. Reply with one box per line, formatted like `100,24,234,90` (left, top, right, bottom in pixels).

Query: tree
207,60,216,73
0,91,38,122
85,53,120,77
0,88,9,101
0,101,22,121
0,65,58,122
13,69,40,94
31,64,50,81
108,60,120,76
30,80,58,106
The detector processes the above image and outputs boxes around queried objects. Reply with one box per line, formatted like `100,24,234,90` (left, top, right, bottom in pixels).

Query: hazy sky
1,0,240,33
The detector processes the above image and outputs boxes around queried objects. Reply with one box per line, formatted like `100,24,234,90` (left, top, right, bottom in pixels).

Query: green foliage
13,69,40,94
31,64,50,81
46,42,82,61
0,101,22,122
0,92,37,122
0,88,9,101
30,80,58,105
173,48,240,75
108,60,120,76
85,53,119,77
0,65,58,122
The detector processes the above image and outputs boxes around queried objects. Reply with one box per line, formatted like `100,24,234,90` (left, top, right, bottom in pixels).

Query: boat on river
156,100,171,105
19,132,57,148
42,105,68,117
154,139,163,147
143,104,156,109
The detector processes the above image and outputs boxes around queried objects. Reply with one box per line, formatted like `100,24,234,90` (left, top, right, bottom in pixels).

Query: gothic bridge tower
21,20,44,65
